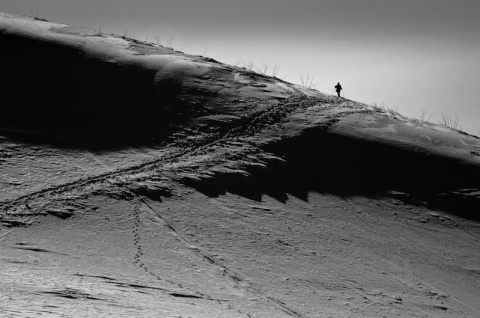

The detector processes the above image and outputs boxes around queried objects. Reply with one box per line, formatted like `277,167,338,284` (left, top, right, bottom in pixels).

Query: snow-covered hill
1,13,480,317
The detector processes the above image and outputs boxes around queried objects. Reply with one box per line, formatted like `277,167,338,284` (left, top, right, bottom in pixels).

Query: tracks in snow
0,95,339,234
0,95,348,316
140,198,304,317
130,202,208,300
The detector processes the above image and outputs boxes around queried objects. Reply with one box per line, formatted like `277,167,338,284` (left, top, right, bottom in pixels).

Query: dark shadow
0,33,186,149
184,126,480,221
2,32,479,221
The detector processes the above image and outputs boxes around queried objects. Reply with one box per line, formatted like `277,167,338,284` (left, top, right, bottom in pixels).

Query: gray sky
1,0,479,131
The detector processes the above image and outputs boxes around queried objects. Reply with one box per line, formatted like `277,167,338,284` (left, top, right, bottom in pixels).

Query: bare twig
60,10,68,24
236,60,255,72
165,36,174,48
254,62,269,75
418,107,433,123
371,102,400,116
152,35,161,45
271,64,279,78
27,5,40,19
438,113,461,130
299,73,316,89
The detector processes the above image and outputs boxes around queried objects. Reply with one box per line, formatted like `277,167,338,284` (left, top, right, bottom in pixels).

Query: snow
2,192,480,317
1,12,480,318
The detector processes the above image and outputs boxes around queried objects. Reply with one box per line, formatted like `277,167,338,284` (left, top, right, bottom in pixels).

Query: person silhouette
334,82,343,97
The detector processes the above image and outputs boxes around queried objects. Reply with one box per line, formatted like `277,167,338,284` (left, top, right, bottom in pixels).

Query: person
334,82,342,97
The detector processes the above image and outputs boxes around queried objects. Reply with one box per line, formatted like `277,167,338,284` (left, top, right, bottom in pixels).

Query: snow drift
1,12,478,216
0,12,296,145
1,13,480,317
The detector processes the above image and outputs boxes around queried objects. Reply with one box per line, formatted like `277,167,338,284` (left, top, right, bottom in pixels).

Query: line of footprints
130,204,201,296
132,206,148,272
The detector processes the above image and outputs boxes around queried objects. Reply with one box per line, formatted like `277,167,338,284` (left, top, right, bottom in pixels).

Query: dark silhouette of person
334,82,342,97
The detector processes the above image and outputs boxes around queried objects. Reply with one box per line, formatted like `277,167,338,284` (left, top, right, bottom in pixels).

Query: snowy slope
1,13,480,317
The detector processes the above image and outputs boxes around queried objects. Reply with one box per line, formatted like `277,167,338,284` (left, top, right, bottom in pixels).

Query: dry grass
437,113,461,130
298,73,316,89
372,102,479,138
27,5,40,19
165,36,174,49
271,64,279,78
254,62,269,75
371,102,401,117
235,60,281,78
418,107,433,123
59,10,69,25
436,114,480,138
200,47,209,57
152,35,161,45
13,10,480,138
236,60,255,72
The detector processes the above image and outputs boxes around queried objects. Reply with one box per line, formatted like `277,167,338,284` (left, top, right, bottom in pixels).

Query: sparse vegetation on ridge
298,73,316,89
2,13,480,318
9,10,480,137
59,10,68,25
152,35,161,45
371,102,402,118
236,60,255,72
26,5,40,19
418,107,433,123
438,113,461,130
235,60,282,78
371,102,479,138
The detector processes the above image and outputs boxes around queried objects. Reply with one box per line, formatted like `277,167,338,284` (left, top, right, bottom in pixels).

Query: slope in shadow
185,126,480,221
0,33,185,148
2,26,478,221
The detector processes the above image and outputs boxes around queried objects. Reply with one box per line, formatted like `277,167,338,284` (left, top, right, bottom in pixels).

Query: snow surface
1,13,480,317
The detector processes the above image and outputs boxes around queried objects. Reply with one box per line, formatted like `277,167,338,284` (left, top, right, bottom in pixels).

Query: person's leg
337,91,340,97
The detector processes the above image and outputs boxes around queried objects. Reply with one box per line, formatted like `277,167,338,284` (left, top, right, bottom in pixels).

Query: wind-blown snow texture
1,13,480,317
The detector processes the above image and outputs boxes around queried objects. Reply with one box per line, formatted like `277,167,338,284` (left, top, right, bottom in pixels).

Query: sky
1,0,479,131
